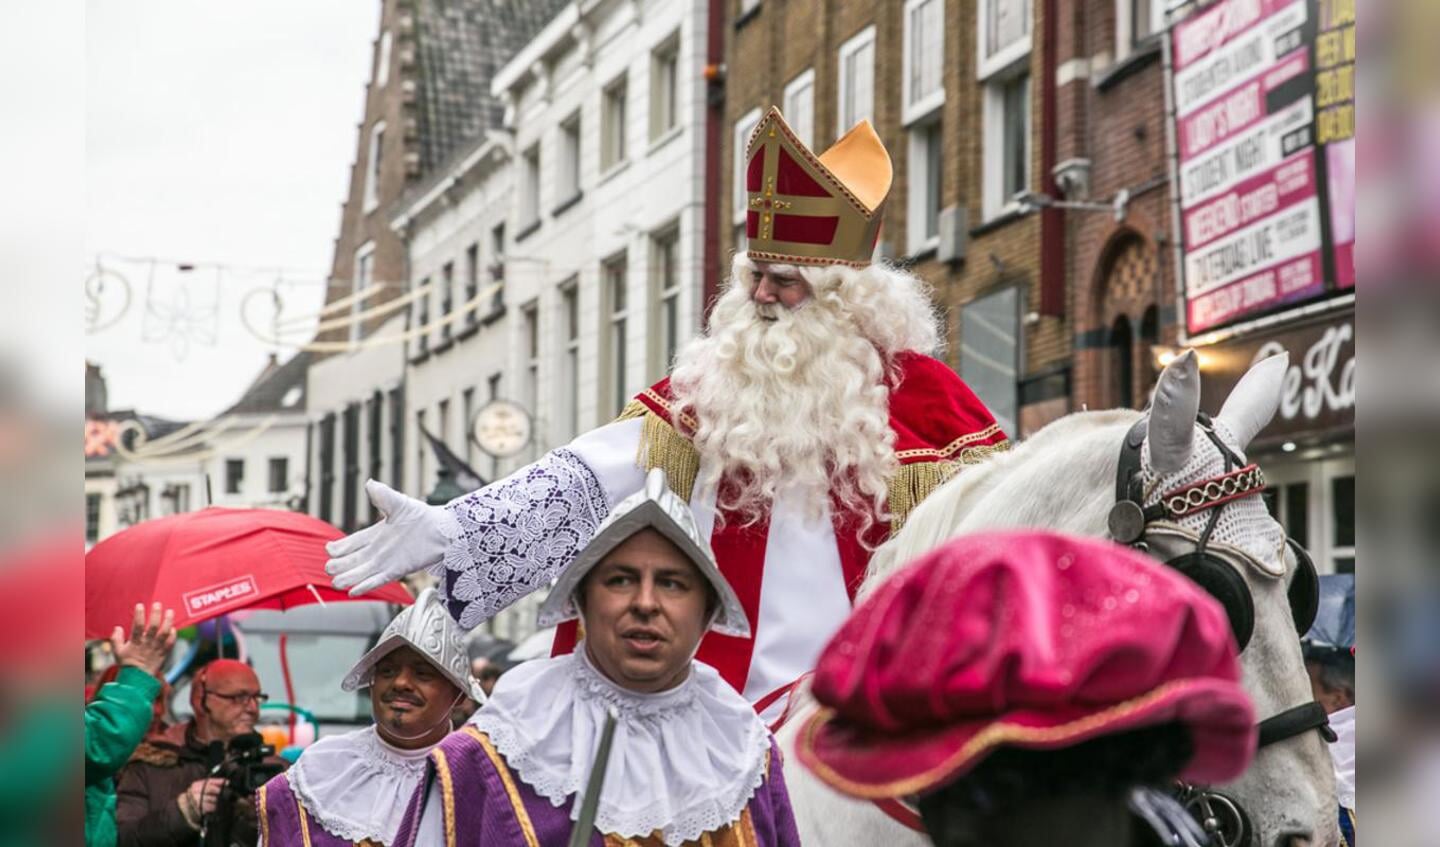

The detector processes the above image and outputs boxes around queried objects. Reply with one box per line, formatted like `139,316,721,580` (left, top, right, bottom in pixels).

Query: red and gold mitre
743,106,893,268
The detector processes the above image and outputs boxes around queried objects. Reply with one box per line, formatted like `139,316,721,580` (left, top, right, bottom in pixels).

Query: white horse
777,351,1340,847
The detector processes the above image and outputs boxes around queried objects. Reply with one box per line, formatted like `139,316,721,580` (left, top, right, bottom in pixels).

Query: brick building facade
718,0,1069,440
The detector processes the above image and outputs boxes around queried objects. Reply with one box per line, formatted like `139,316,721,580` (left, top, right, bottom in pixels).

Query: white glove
325,479,451,597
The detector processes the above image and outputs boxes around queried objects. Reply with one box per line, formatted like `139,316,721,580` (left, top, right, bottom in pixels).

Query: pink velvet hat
795,530,1256,799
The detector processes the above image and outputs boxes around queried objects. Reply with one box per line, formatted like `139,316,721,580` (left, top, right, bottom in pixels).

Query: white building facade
388,0,713,641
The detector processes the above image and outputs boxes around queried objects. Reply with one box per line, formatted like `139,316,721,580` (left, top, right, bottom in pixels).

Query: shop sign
1198,314,1354,439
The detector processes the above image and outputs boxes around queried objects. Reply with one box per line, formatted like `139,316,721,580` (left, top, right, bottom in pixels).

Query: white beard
668,279,897,528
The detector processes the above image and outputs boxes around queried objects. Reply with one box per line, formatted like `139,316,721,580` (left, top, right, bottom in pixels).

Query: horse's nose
1275,832,1314,847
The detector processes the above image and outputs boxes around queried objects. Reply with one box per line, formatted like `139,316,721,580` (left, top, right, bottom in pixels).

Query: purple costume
390,725,800,847
260,773,376,847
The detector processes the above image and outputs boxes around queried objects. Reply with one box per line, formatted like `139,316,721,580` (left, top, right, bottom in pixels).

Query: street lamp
426,465,468,506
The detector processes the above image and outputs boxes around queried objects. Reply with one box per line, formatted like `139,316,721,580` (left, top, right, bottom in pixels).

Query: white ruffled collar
290,725,439,845
471,649,772,846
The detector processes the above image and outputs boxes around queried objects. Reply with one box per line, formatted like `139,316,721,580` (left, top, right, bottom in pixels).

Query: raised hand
325,479,451,596
111,602,177,678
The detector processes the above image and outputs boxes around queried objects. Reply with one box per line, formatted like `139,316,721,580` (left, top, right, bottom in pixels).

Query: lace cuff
437,448,610,630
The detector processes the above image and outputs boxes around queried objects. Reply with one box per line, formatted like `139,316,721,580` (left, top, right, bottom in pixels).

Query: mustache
382,692,424,706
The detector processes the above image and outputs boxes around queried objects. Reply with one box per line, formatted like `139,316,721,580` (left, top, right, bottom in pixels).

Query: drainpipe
1039,0,1064,316
701,0,725,323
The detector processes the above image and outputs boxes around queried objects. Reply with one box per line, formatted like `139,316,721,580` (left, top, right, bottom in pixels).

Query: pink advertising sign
1171,0,1347,333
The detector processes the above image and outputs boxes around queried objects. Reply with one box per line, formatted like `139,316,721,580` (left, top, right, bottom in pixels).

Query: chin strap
1256,701,1337,748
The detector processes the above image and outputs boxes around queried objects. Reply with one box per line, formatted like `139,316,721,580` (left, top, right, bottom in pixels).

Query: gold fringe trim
633,411,700,503
887,441,1010,534
888,460,960,535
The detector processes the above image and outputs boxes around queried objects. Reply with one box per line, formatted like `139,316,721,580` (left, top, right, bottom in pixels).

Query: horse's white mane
861,409,1141,598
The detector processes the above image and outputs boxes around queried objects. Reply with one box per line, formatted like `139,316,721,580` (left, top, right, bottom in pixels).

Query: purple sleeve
751,740,803,847
258,774,303,847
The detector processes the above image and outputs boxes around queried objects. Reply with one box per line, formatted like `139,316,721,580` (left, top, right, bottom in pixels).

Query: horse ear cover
1168,552,1256,652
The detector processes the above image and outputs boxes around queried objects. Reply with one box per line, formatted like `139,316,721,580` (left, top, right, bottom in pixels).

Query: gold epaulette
887,440,1010,534
616,401,700,503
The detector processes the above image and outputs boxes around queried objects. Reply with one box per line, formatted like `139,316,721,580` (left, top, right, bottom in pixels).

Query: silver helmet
536,468,750,638
342,587,484,702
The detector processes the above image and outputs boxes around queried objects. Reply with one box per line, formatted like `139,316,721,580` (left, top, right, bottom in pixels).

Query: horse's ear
1215,352,1288,450
1148,349,1200,474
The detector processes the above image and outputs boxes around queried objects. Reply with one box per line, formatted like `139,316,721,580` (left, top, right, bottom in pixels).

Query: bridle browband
1110,412,1335,847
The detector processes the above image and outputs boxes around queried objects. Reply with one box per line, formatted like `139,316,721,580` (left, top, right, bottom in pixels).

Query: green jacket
85,667,162,847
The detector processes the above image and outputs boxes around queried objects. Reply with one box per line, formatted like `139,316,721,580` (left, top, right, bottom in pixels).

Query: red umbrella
85,507,411,639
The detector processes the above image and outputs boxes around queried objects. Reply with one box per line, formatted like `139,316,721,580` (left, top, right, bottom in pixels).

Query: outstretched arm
327,417,646,629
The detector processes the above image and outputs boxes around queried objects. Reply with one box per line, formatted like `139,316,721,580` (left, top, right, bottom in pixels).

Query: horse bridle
1109,413,1335,847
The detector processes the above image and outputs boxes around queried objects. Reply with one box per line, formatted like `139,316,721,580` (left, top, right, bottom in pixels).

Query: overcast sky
85,1,378,420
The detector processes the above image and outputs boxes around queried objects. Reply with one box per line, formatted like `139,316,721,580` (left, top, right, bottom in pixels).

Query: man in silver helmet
256,589,482,847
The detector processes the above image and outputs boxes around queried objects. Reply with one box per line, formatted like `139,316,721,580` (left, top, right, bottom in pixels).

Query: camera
200,734,286,847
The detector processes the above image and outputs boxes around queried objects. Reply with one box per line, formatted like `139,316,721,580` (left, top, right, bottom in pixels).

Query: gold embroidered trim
636,389,699,432
893,425,1005,461
800,677,1207,798
295,793,314,847
432,746,460,847
743,249,871,269
258,782,269,847
635,412,700,504
466,726,539,847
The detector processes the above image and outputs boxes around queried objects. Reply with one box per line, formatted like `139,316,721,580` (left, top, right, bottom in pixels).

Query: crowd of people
85,107,1355,847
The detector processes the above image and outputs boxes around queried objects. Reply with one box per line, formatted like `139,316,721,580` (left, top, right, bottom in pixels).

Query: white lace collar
289,725,439,846
471,649,772,846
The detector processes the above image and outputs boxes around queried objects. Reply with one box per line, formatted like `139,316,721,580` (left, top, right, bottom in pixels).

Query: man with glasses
117,659,271,847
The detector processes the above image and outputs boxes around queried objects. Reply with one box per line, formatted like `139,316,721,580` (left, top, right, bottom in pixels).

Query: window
1119,0,1165,58
651,226,682,376
441,261,455,340
364,122,385,212
558,112,582,204
438,399,451,457
838,26,877,131
558,283,581,440
388,387,405,491
415,276,430,354
415,409,427,494
464,243,479,324
523,302,540,415
733,108,762,226
602,76,628,171
462,387,476,465
353,244,375,343
739,0,762,15
1264,457,1354,574
160,483,190,516
983,69,1031,219
1110,315,1136,408
602,253,629,417
520,143,541,229
86,493,101,543
268,458,288,494
650,34,680,141
979,0,1032,78
368,392,383,522
783,69,816,148
342,403,359,531
960,287,1021,437
225,459,244,495
907,118,943,253
489,223,506,312
487,373,503,401
375,30,392,88
904,0,946,124
318,413,336,522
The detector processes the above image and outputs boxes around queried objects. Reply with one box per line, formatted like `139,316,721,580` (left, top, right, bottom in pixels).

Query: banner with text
1171,0,1354,333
